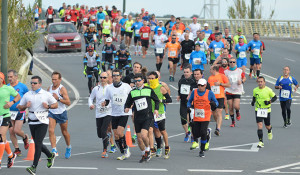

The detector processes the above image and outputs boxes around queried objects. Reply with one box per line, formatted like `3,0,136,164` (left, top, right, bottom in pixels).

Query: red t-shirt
89,10,97,21
219,66,229,75
140,26,151,40
70,10,79,22
111,11,118,20
82,14,90,25
64,10,71,22
79,9,85,20
208,33,216,41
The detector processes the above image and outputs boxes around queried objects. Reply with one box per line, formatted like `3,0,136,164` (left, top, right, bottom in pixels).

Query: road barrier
18,50,32,83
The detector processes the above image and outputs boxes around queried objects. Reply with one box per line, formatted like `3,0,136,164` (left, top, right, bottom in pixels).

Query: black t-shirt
181,40,195,54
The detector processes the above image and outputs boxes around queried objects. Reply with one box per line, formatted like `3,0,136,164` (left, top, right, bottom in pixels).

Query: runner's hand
52,93,59,100
26,101,31,108
176,96,180,101
3,101,13,109
154,110,159,116
264,101,271,105
42,102,48,108
124,108,130,113
90,105,95,110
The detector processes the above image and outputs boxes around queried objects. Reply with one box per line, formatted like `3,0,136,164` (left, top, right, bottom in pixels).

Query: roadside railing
18,50,32,83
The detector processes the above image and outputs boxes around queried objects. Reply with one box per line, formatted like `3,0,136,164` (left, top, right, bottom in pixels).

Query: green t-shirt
233,35,247,44
253,86,275,112
0,85,18,118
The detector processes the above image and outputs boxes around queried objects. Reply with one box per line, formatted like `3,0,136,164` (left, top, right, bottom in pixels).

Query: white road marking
289,41,300,45
257,162,300,173
8,136,61,146
34,56,80,110
210,142,259,152
11,166,98,170
169,84,178,90
187,169,243,173
168,132,185,138
284,58,295,62
117,168,168,171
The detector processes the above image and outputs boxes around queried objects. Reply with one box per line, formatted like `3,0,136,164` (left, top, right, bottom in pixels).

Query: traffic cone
41,21,45,29
126,125,136,147
23,137,35,160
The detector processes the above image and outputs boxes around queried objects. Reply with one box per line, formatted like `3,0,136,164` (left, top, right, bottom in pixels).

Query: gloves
83,69,87,76
98,69,102,75
251,101,255,106
210,102,217,111
264,101,271,105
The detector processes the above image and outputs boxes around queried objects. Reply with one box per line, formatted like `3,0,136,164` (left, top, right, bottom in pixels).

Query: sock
52,147,57,151
268,126,272,133
145,146,150,152
67,145,72,149
257,129,263,142
135,46,138,52
115,139,124,153
5,142,13,158
236,110,240,114
121,136,128,149
0,142,5,162
257,70,260,77
231,114,235,122
141,150,145,155
155,137,162,149
156,63,160,71
159,63,162,71
250,69,253,74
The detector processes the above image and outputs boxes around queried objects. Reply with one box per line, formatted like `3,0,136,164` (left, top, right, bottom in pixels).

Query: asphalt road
2,36,300,175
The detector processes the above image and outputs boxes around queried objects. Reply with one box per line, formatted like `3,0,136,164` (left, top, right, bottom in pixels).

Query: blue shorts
49,110,68,124
237,58,247,68
250,57,261,66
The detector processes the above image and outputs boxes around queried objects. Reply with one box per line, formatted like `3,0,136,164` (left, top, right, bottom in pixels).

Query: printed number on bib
99,19,103,24
35,13,39,18
127,27,132,31
113,94,125,106
253,49,260,55
48,15,53,19
135,29,140,35
67,15,71,19
215,48,221,55
185,54,191,60
143,33,149,38
98,106,108,113
257,108,268,118
193,58,201,65
34,111,49,124
169,51,176,57
239,51,246,58
91,16,96,20
195,109,205,118
205,33,210,38
104,26,109,29
180,84,190,95
154,113,166,122
156,48,164,54
151,25,156,30
211,86,220,94
83,18,88,22
134,98,148,111
10,111,18,120
230,75,238,83
281,90,290,98
0,116,3,126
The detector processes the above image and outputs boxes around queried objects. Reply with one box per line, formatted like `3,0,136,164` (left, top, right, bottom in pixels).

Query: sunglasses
172,38,176,39
112,74,120,77
198,84,205,87
30,82,38,85
134,79,143,83
100,77,107,79
229,61,236,63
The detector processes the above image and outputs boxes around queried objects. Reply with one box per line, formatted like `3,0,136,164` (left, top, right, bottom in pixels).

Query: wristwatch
48,105,51,109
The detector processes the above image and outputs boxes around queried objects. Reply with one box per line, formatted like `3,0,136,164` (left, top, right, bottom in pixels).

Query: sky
22,0,297,20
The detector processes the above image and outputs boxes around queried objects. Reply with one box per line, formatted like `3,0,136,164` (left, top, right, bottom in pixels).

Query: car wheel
77,49,82,52
44,46,47,52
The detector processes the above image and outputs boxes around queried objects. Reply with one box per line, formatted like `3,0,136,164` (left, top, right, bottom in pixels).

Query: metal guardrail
39,18,300,38
18,50,32,83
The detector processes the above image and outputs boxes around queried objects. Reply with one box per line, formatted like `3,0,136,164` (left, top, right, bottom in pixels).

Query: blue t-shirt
201,29,213,37
8,82,28,111
142,16,150,22
154,26,166,34
187,89,218,108
34,8,39,19
96,12,106,24
248,40,262,59
119,18,128,31
189,50,207,71
209,40,224,59
234,43,248,59
275,76,298,101
168,21,176,35
132,22,143,37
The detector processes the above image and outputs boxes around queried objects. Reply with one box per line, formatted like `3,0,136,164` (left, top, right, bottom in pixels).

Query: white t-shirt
224,68,244,95
89,84,112,118
196,40,209,52
179,32,194,42
105,83,132,116
153,34,168,48
19,89,57,125
189,23,201,39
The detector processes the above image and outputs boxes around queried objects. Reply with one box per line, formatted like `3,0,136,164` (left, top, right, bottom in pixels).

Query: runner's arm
60,86,71,106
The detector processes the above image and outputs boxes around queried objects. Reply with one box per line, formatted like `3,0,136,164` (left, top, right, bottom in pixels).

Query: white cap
123,13,128,16
204,23,209,27
157,27,162,31
197,78,207,85
159,20,163,23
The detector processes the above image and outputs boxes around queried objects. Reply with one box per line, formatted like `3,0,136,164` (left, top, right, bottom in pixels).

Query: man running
153,28,168,72
165,35,181,82
189,43,207,73
140,20,151,58
201,23,212,39
234,36,248,73
209,33,224,65
124,15,134,49
132,16,143,56
189,17,201,39
180,34,195,69
248,33,263,79
119,13,128,44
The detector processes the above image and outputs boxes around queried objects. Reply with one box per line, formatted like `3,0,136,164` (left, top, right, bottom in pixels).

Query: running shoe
109,145,117,153
65,147,71,159
139,155,146,163
150,148,156,157
230,122,235,127
249,73,252,79
283,124,287,128
14,149,22,157
214,129,220,136
26,166,36,175
156,148,162,157
184,133,190,142
253,75,257,79
169,76,172,82
225,114,230,120
23,134,29,150
236,112,241,121
124,147,131,158
190,136,194,143
47,153,56,168
145,151,151,162
257,141,264,148
101,151,108,158
7,153,16,168
190,141,199,150
268,131,273,140
132,134,137,144
164,147,170,159
199,151,205,157
51,148,59,157
287,120,292,126
117,154,126,160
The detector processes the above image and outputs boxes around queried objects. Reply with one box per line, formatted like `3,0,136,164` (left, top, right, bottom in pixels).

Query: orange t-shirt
169,29,183,42
172,23,186,31
193,89,211,122
165,42,181,58
207,73,229,99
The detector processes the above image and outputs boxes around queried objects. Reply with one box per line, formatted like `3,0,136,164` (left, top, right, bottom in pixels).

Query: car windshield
49,24,77,34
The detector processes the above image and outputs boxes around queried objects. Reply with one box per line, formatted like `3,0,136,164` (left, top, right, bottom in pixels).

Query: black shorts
141,39,149,48
112,115,129,129
192,121,209,139
77,20,82,27
180,101,188,125
217,98,225,109
103,34,110,38
168,57,179,64
125,32,133,38
11,112,26,121
255,111,271,126
154,119,166,131
210,60,215,65
97,24,102,31
155,48,164,58
121,31,126,36
134,118,153,133
102,55,113,63
134,36,141,43
46,18,54,24
86,66,99,76
1,117,12,127
226,94,241,100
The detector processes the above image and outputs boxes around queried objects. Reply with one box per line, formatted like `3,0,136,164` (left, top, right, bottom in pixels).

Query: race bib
257,108,268,118
83,18,88,22
67,15,71,19
177,33,181,37
48,14,53,19
34,111,49,124
193,58,201,65
113,94,126,106
154,113,166,122
10,111,18,120
156,48,164,54
205,33,210,38
113,22,116,27
91,15,96,20
180,84,190,95
135,29,140,35
98,105,108,113
0,116,3,126
93,34,97,41
169,51,176,57
211,86,220,95
127,27,132,31
143,33,149,38
99,19,103,23
104,26,109,29
35,13,39,18
230,75,238,83
281,90,290,98
195,108,205,118
215,48,221,55
253,49,260,55
151,25,156,30
185,54,191,60
239,51,246,58
134,98,148,111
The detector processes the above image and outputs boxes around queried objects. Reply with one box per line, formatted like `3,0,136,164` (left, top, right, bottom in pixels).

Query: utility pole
123,0,126,13
251,0,255,19
1,0,8,82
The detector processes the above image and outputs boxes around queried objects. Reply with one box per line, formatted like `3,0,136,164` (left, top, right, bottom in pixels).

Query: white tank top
49,84,66,114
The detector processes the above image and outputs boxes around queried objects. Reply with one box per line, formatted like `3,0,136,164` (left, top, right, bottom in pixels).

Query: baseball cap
145,11,149,14
193,17,197,19
198,79,207,85
204,23,209,27
157,28,162,31
159,20,163,23
123,13,128,16
237,28,242,32
239,36,244,39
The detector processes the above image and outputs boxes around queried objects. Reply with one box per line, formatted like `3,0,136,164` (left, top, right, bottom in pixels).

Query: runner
97,6,106,44
115,44,132,76
64,5,72,22
132,16,143,56
89,7,98,24
7,70,29,157
47,72,72,158
180,33,195,68
233,28,247,46
248,33,263,79
213,48,232,66
101,15,112,45
207,26,220,43
154,21,167,35
207,66,230,136
140,20,151,58
178,28,194,43
169,23,183,42
18,76,57,174
101,37,117,71
234,36,248,73
102,70,132,160
119,13,128,44
89,72,112,158
70,5,79,26
187,78,218,157
275,66,299,128
0,72,20,169
153,28,169,72
142,11,150,22
223,27,233,54
150,14,159,42
251,76,277,148
82,10,90,34
171,17,186,31
84,24,99,51
201,23,212,39
189,42,207,72
166,15,176,36
224,58,246,127
208,33,224,65
165,35,181,81
78,5,86,32
124,15,134,49
45,6,56,29
189,17,201,39
124,73,160,163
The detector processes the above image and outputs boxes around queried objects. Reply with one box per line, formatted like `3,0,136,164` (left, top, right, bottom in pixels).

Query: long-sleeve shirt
187,89,218,108
189,50,207,71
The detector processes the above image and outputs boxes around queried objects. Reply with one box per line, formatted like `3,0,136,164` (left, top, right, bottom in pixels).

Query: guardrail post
249,21,253,35
268,22,273,37
230,21,234,35
274,21,279,37
293,24,298,38
263,21,268,36
287,22,293,38
258,21,263,36
283,23,288,37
